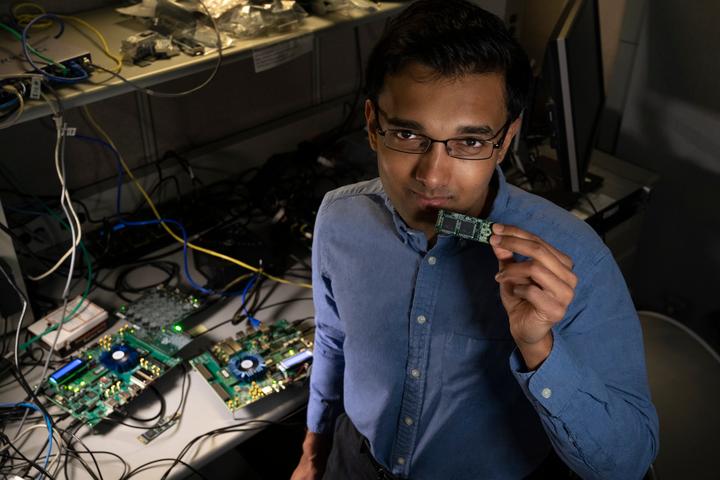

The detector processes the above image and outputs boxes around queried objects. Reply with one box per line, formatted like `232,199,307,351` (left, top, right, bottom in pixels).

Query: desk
0,256,314,479
577,150,658,277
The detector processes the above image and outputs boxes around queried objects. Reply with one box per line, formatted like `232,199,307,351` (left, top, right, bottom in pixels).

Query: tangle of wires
0,354,192,479
122,403,307,480
112,261,179,303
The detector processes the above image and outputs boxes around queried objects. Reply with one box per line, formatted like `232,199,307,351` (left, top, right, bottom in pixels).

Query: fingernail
490,235,500,245
495,271,503,281
493,223,504,233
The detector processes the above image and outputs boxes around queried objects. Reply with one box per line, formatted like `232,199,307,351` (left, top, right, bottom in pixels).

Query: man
292,1,659,478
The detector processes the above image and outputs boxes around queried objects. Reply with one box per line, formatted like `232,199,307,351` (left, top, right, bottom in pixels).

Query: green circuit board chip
42,289,202,427
190,319,314,412
43,324,181,427
435,209,494,244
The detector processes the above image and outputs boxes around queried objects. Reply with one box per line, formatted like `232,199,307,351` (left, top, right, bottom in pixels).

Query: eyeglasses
373,105,511,161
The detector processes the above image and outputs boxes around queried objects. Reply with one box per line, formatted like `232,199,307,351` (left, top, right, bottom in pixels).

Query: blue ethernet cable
21,14,89,84
0,402,53,479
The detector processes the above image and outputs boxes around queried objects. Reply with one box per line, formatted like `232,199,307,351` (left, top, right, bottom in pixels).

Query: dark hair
365,0,532,122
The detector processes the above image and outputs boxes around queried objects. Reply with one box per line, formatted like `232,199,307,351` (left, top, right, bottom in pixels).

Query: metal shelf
2,2,405,124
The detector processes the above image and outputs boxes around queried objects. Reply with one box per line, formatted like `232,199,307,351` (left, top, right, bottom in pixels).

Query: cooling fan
100,344,140,373
228,353,266,382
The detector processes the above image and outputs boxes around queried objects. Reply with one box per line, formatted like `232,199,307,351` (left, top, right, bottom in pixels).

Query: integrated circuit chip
435,209,494,244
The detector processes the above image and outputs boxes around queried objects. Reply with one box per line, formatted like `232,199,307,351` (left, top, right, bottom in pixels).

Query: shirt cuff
509,332,584,416
307,396,343,434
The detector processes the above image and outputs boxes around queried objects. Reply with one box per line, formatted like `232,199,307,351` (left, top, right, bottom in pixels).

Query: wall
614,0,720,346
517,0,626,85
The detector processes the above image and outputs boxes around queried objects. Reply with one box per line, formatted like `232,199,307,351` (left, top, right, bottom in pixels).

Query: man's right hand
291,431,332,480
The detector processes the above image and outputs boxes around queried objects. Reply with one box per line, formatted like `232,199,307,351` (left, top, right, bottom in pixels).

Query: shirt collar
378,165,510,253
487,165,511,222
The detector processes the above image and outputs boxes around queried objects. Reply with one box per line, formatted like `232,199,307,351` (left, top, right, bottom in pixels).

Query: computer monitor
543,0,605,193
512,0,605,204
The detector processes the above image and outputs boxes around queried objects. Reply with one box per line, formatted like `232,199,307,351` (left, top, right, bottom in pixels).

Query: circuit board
42,324,181,427
435,209,495,244
114,287,204,359
190,320,314,412
42,289,203,427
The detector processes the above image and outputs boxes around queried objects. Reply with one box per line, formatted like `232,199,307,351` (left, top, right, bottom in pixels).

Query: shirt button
416,315,427,324
427,256,437,265
404,416,414,426
397,457,406,465
410,369,421,378
541,387,552,399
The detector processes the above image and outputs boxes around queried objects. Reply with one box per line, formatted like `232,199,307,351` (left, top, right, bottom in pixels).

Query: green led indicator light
173,324,183,332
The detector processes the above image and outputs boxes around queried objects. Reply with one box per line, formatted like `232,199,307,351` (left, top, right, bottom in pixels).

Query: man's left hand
489,223,577,370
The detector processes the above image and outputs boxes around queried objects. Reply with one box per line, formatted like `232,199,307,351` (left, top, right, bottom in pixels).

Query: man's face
365,63,519,240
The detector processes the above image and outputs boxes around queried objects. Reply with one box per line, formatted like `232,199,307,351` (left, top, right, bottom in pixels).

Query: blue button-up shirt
308,168,658,479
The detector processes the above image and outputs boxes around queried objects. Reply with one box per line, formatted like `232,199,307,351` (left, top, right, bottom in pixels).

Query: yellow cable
81,106,312,290
13,2,123,74
11,3,52,29
58,15,123,73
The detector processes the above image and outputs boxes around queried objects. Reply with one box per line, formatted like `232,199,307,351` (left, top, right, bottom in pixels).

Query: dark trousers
323,413,577,480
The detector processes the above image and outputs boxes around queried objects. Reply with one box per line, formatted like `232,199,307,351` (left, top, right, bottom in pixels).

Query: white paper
252,35,313,73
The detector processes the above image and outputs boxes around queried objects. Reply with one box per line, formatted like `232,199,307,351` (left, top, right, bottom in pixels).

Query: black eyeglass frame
372,104,512,160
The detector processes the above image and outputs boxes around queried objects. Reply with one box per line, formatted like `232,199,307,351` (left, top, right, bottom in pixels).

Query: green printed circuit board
42,289,203,427
435,209,494,244
43,324,182,427
190,320,314,412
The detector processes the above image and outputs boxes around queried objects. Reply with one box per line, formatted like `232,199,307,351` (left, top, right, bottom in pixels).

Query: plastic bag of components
116,0,158,18
220,1,308,39
297,0,377,16
202,0,248,19
121,30,179,65
171,24,234,56
220,5,266,38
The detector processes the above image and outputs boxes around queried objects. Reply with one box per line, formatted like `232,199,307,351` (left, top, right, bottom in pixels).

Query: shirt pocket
441,331,518,406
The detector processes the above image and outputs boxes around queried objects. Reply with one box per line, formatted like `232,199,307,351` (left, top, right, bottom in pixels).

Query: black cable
107,365,188,431
133,175,182,214
56,420,102,480
114,261,179,300
0,431,57,479
156,413,305,480
72,449,130,479
65,423,104,480
292,316,315,326
169,363,191,420
245,274,267,318
124,457,210,480
1,359,59,436
0,221,57,276
125,386,165,422
229,274,264,323
193,296,313,338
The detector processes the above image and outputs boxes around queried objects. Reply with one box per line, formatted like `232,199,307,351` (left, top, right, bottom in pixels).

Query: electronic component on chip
435,209,494,244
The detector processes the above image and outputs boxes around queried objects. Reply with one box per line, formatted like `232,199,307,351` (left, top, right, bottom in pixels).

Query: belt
361,439,404,480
